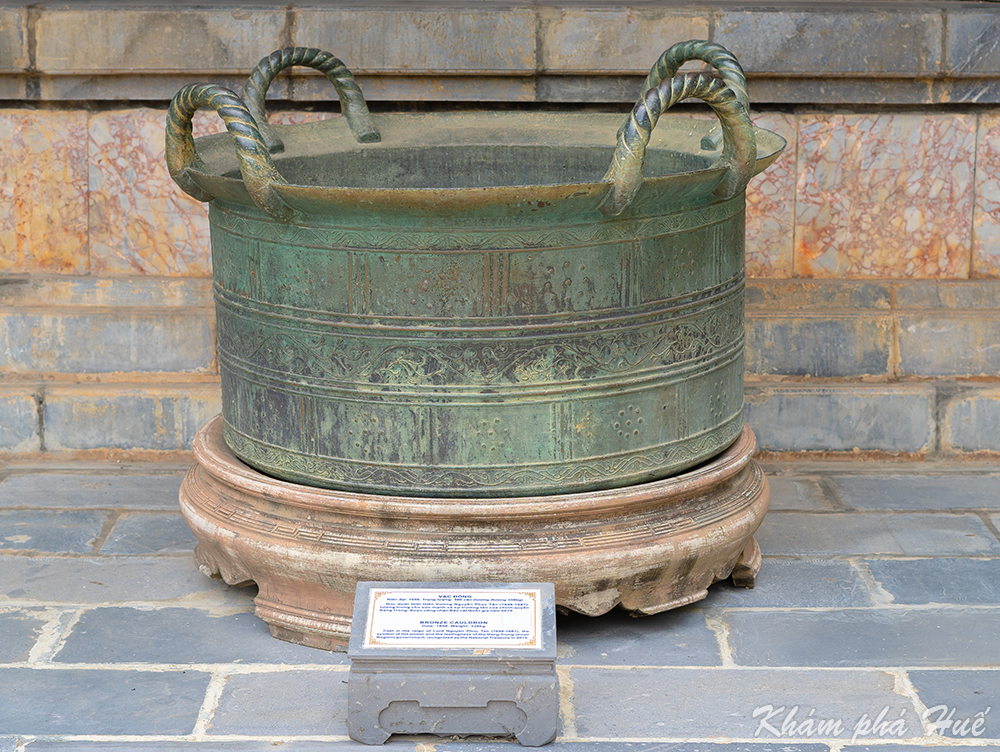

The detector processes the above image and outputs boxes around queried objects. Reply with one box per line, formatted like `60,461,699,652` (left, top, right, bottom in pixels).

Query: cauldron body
168,46,784,498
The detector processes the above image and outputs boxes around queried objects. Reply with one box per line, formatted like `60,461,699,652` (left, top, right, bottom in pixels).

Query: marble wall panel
795,114,976,279
0,110,89,274
973,113,1000,278
88,109,218,276
745,112,796,278
86,109,326,277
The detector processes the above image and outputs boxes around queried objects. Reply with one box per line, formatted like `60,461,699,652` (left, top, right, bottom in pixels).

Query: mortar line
27,606,85,664
790,110,801,278
191,670,230,738
969,107,980,277
496,735,989,746
699,603,1000,612
548,665,1000,672
89,509,124,555
33,383,46,453
848,556,896,606
0,600,257,615
815,476,851,511
14,734,1000,746
975,511,1000,545
893,668,937,737
556,664,578,739
703,612,736,667
1,661,351,673
7,602,998,616
12,735,357,743
0,550,193,560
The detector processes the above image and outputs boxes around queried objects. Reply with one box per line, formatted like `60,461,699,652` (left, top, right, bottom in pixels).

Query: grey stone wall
0,1,998,460
0,2,998,104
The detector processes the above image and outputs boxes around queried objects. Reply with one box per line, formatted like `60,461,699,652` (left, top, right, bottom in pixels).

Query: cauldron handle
601,42,756,217
165,83,296,222
242,47,381,153
639,40,749,113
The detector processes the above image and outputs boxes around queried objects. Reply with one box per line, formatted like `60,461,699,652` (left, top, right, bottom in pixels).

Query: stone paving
1,460,999,751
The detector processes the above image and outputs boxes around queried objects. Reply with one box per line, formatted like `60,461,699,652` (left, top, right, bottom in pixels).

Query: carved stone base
179,415,769,650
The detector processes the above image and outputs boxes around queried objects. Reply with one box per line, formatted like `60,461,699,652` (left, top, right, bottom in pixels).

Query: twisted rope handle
165,83,295,221
242,47,380,153
641,40,749,112
601,72,755,216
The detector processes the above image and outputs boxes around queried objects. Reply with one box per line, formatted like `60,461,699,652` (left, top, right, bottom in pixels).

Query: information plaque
347,581,557,747
364,587,542,649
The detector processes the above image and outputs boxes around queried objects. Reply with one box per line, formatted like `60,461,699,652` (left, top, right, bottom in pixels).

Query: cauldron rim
186,111,785,216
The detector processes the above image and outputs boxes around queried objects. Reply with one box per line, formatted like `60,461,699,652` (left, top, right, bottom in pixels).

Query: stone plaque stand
347,581,558,746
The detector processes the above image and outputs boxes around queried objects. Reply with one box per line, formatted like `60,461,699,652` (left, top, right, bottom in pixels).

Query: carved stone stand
180,415,769,650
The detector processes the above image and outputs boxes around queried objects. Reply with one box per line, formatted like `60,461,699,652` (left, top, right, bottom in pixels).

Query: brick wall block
745,384,935,453
0,386,39,452
0,277,213,309
943,387,1000,453
898,314,1000,378
292,9,536,74
0,311,215,375
714,9,943,76
946,10,1000,76
43,386,221,452
539,9,709,74
0,9,25,72
745,315,892,378
746,281,891,310
34,9,286,74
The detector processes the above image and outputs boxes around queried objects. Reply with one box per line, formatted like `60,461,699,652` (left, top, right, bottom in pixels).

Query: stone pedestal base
179,415,769,651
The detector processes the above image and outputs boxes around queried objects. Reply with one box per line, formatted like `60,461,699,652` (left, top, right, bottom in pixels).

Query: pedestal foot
731,536,761,588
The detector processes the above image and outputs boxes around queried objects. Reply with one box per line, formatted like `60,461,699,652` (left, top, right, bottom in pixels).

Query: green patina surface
166,42,785,497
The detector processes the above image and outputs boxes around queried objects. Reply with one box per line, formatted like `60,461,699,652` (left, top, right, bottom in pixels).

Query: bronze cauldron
167,42,784,499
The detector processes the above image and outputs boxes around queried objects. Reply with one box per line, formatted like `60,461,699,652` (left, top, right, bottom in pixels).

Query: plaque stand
180,415,768,651
346,582,558,746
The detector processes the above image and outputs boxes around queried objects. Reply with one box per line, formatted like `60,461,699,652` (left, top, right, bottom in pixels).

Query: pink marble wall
745,112,796,278
794,114,977,279
89,109,217,276
1,106,997,281
0,110,89,274
88,108,330,276
974,113,1000,278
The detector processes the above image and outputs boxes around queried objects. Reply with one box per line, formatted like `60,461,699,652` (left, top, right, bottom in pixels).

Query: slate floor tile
54,607,347,665
0,609,46,662
867,558,1000,605
829,475,1000,510
0,555,254,604
438,744,831,752
208,670,349,735
0,510,108,553
843,747,1000,752
23,744,376,751
0,668,210,734
723,608,1000,667
570,667,920,740
701,559,873,608
767,477,838,511
0,474,184,510
556,606,721,666
908,670,1000,739
756,512,1000,556
99,512,198,554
